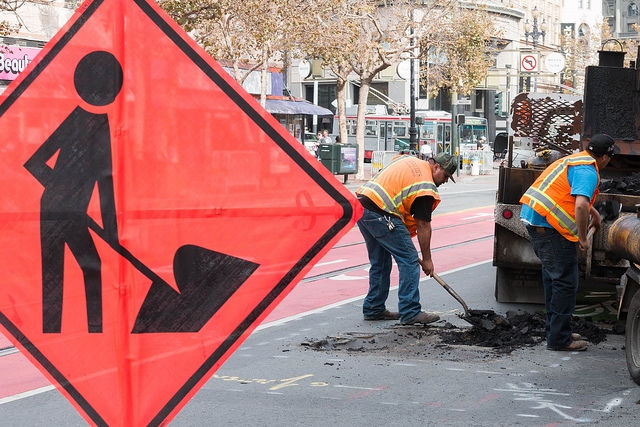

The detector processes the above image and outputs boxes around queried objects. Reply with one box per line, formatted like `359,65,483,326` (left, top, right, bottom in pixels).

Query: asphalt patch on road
300,310,618,360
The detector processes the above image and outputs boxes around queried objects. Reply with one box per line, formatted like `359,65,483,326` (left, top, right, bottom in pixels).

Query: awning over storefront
264,99,333,116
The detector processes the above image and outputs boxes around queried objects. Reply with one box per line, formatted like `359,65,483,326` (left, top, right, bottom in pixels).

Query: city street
1,166,639,426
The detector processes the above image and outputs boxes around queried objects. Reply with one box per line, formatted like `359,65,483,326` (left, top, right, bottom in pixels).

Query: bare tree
303,0,458,179
296,0,363,145
420,4,498,98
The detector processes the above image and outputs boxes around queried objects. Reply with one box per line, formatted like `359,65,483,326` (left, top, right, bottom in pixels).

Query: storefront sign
0,47,41,80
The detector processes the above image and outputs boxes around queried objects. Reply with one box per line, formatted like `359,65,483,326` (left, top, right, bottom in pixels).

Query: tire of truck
625,289,640,385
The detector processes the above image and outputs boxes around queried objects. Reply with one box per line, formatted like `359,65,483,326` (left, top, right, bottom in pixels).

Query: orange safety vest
520,151,600,242
356,155,440,237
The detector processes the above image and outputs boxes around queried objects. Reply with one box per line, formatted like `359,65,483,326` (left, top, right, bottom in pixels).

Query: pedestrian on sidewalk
519,134,619,352
355,153,457,325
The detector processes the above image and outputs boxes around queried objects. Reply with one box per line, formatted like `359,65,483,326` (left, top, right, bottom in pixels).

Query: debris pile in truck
599,173,640,196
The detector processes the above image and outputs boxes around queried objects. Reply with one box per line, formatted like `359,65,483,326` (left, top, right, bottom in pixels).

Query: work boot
571,333,583,341
548,340,588,352
401,312,440,325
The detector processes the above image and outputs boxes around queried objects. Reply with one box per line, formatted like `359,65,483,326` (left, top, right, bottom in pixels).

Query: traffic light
494,92,503,116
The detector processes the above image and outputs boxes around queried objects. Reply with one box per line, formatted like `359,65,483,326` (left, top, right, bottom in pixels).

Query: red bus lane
0,205,494,400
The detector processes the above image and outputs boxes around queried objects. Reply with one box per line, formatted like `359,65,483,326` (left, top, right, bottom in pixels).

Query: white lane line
329,274,368,281
315,259,347,267
0,386,56,405
334,385,380,391
460,213,494,220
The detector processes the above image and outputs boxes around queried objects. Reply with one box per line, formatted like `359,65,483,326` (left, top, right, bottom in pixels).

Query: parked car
303,132,318,156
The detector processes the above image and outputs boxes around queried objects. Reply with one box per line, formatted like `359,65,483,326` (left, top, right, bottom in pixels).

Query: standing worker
356,153,457,324
520,134,619,351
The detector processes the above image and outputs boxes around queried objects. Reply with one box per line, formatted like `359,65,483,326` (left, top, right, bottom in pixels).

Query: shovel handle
432,273,470,316
587,226,596,241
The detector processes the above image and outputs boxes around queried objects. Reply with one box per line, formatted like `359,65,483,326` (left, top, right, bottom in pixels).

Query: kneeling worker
356,153,457,324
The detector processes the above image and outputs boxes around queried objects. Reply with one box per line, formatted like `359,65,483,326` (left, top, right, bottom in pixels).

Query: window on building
475,90,483,110
629,2,639,15
578,23,589,38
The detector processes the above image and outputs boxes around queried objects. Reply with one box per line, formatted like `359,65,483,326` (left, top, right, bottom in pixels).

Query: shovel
432,273,499,327
432,273,470,317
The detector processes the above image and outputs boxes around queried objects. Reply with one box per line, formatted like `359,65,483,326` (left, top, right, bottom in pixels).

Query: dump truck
492,48,640,384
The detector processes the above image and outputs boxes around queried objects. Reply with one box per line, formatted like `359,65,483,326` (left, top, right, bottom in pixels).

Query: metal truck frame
492,49,640,384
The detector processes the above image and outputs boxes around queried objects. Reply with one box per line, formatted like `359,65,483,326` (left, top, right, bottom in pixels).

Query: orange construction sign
0,0,360,425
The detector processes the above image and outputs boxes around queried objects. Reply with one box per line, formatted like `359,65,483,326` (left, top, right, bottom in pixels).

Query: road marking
460,213,493,220
334,385,382,391
316,259,347,267
329,274,368,281
0,385,55,405
0,347,19,357
597,398,622,412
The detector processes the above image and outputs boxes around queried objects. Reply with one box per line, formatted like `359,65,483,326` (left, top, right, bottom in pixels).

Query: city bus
458,116,490,150
332,110,453,162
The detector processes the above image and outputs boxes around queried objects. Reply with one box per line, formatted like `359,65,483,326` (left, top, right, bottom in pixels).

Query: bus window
393,121,407,137
460,125,474,143
421,122,435,140
365,120,377,136
347,119,357,135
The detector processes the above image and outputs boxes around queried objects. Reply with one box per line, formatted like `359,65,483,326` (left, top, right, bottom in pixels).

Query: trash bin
318,143,358,181
318,143,340,173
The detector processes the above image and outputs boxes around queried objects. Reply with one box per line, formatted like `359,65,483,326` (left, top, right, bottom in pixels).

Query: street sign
521,54,539,72
298,59,311,79
545,52,566,73
0,0,360,425
396,60,410,79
